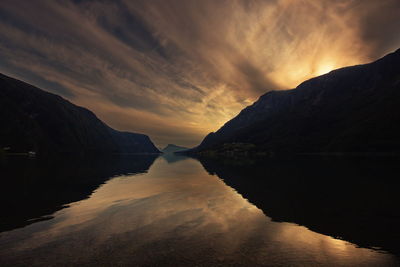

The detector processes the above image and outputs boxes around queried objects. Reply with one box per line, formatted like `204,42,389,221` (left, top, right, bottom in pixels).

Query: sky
1,0,400,148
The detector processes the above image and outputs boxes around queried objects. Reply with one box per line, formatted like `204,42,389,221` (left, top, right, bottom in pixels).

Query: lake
0,154,399,266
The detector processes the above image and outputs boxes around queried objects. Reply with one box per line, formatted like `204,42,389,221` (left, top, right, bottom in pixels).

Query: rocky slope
192,48,400,155
0,73,160,155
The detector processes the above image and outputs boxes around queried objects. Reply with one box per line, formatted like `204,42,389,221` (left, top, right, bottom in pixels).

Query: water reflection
161,152,189,164
0,155,158,232
198,156,400,256
0,155,399,266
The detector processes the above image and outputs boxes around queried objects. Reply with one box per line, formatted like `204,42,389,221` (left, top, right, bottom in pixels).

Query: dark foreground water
0,154,399,266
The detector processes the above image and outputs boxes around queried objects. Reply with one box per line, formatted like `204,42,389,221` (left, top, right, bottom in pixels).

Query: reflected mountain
0,154,158,232
197,156,400,256
0,155,398,266
161,153,190,164
161,144,190,164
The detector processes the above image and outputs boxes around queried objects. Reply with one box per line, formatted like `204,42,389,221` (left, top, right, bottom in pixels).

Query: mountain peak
162,144,189,153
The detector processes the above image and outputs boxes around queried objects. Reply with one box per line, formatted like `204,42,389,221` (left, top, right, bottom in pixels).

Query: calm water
0,155,399,266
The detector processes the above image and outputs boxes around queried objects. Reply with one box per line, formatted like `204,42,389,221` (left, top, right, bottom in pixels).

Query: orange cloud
0,0,399,147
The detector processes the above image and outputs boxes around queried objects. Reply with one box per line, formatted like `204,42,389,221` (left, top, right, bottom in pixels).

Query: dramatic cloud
1,0,399,147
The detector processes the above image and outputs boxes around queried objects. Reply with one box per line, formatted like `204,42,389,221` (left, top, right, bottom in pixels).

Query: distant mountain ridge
191,48,400,155
162,144,188,153
0,73,160,155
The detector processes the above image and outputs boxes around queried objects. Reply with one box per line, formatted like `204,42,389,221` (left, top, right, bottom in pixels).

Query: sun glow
316,63,335,76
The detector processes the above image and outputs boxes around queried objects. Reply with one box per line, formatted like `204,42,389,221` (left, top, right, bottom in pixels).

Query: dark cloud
357,0,400,58
0,0,399,147
236,60,279,95
0,61,75,99
91,1,168,57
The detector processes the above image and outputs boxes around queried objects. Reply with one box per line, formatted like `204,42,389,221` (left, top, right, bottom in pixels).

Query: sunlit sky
1,0,399,147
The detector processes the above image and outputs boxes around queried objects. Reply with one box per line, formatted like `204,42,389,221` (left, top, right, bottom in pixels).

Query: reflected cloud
0,157,397,266
197,156,400,256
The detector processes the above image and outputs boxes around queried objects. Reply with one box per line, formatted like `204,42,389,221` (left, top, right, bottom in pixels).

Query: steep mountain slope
193,48,400,154
0,73,160,155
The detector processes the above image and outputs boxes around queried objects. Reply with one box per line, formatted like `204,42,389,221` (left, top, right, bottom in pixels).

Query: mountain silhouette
162,144,189,153
0,73,160,155
191,48,400,155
